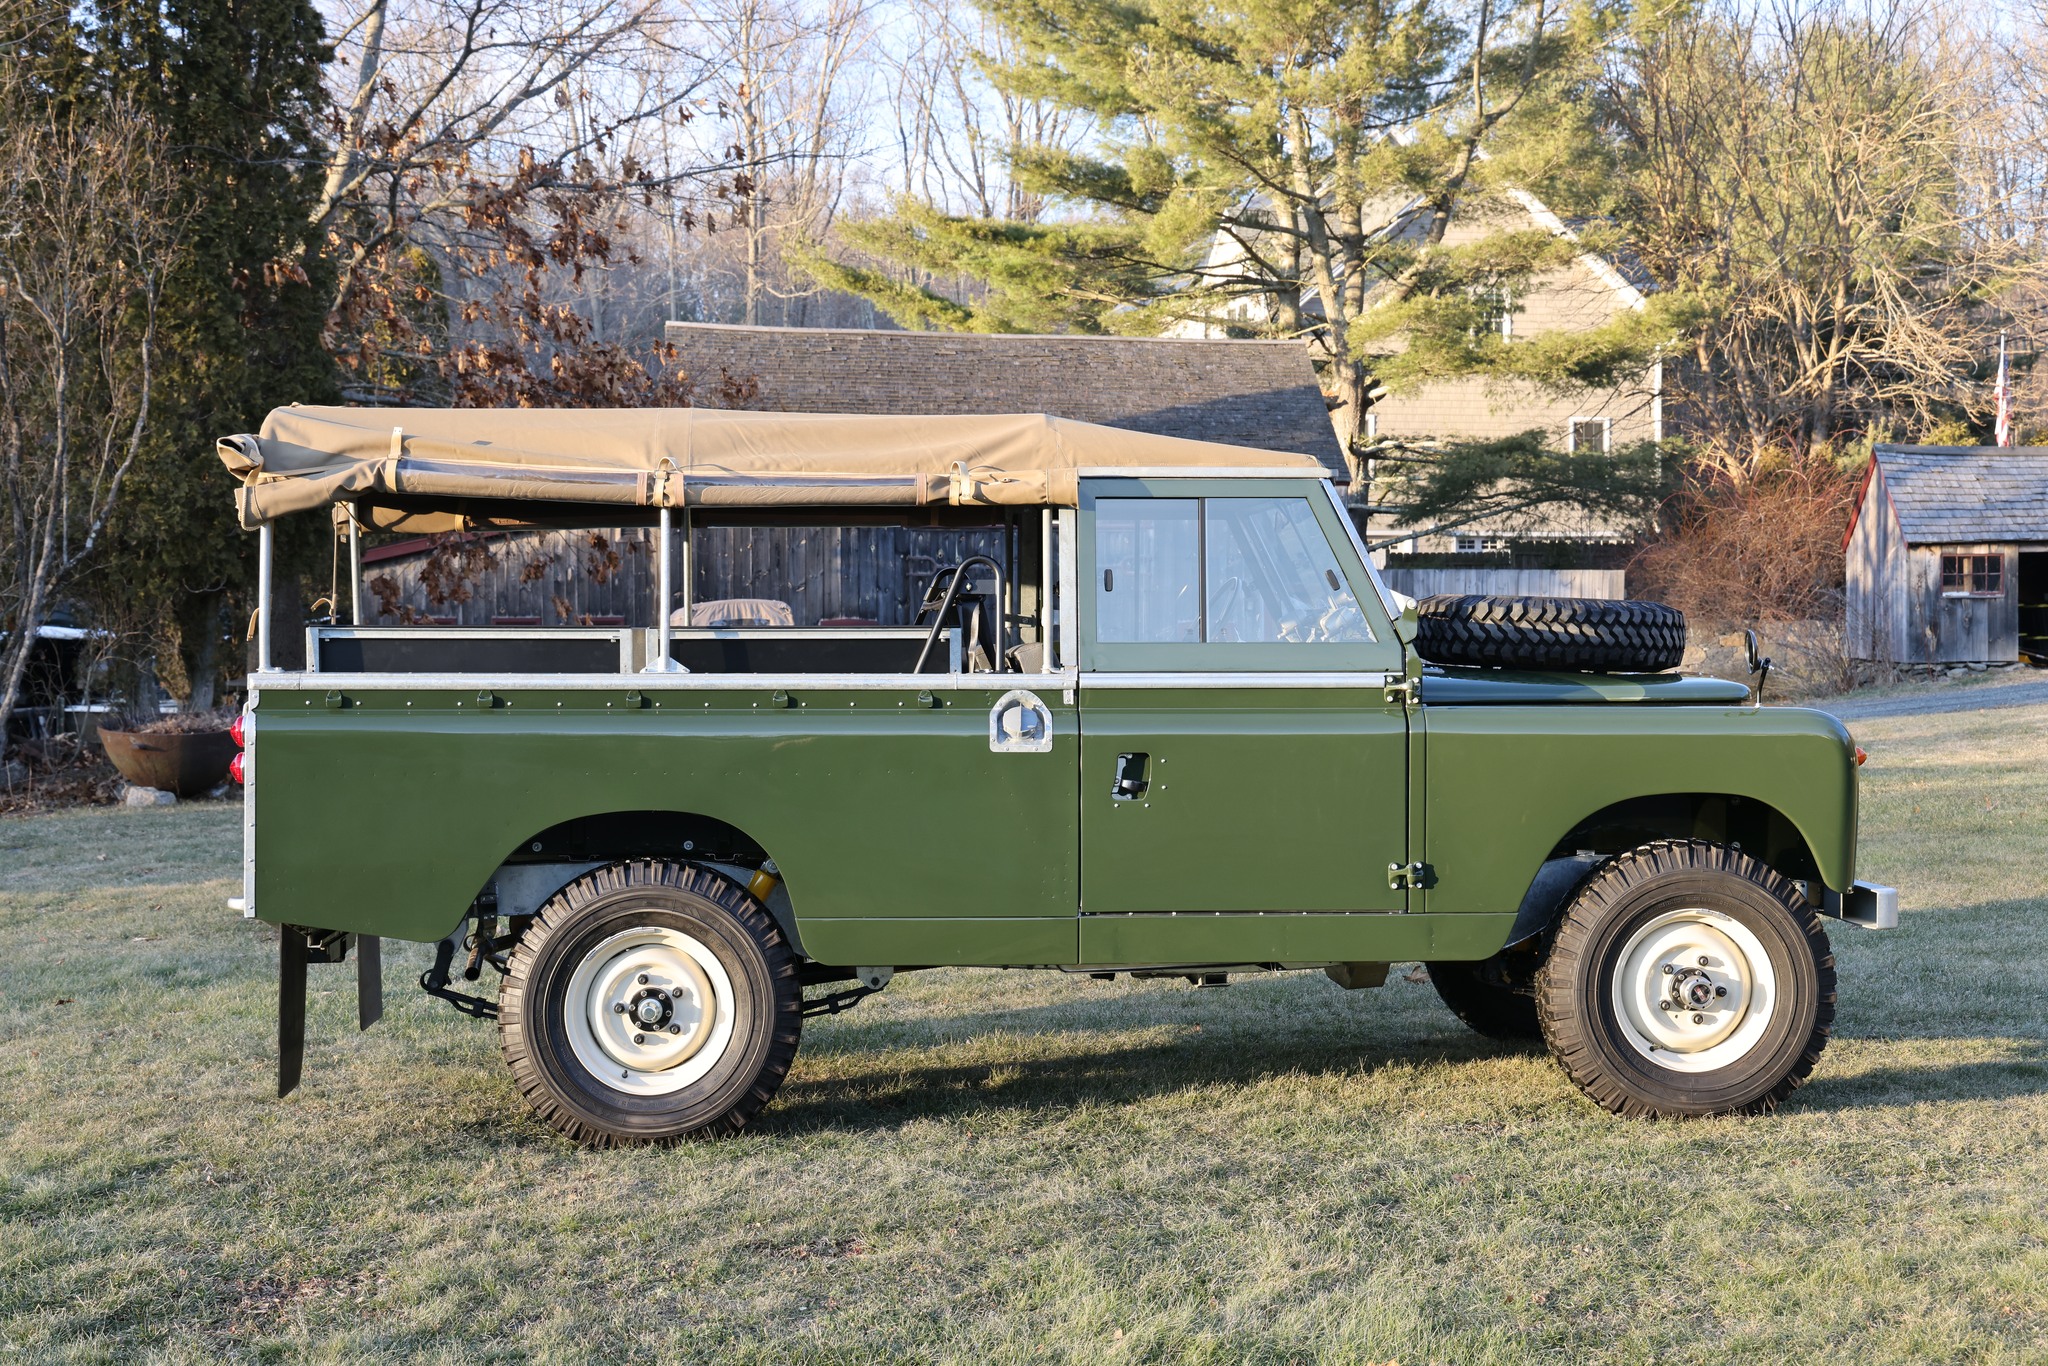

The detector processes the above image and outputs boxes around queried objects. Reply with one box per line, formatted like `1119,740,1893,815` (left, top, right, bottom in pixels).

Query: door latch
1111,751,1149,800
1388,861,1433,891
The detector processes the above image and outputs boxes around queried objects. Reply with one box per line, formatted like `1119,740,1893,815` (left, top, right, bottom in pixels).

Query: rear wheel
1537,840,1834,1117
499,860,801,1145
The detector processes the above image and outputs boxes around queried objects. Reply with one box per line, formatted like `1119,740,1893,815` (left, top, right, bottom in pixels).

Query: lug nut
1698,956,1709,967
1659,1000,1672,1011
1715,985,1727,997
612,1002,626,1014
667,1024,681,1035
637,974,649,985
1692,1013,1704,1024
1662,964,1675,974
633,1033,646,1045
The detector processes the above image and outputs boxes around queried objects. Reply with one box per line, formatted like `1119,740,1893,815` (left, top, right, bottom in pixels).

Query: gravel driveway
1814,672,2048,722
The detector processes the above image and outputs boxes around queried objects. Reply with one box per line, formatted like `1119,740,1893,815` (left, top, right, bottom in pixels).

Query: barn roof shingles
663,322,1349,481
1873,444,2048,544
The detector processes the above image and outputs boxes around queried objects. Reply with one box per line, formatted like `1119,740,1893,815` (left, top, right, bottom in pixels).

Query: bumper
1820,880,1899,930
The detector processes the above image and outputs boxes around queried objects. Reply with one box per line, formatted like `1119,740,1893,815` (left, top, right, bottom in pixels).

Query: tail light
1854,746,1868,767
231,714,247,748
229,752,245,784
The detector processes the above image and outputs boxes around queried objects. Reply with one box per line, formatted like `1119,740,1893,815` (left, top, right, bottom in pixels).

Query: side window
1093,495,1373,649
1206,498,1373,644
1095,499,1200,642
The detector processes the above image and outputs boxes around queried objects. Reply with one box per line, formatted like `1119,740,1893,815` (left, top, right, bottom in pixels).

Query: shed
1844,444,2048,664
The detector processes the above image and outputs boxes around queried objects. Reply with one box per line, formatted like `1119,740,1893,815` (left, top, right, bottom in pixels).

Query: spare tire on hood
1415,595,1686,673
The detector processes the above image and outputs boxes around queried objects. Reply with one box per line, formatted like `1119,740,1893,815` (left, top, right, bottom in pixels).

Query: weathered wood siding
1844,466,1909,662
360,525,1007,627
687,525,1005,625
1846,470,2021,664
1908,543,2019,664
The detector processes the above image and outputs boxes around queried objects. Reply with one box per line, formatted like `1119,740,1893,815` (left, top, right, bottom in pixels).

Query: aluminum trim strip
310,626,632,640
1056,507,1078,671
241,691,256,918
1073,468,1333,482
249,669,1083,692
1323,480,1406,619
1079,672,1396,689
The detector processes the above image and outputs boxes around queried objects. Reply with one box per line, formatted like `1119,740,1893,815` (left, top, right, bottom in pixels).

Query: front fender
1420,703,1858,918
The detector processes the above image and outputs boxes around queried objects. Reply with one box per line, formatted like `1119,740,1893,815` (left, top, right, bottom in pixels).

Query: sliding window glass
1087,488,1388,671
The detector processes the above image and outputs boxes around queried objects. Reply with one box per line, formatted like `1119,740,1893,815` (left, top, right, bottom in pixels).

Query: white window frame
1567,416,1611,454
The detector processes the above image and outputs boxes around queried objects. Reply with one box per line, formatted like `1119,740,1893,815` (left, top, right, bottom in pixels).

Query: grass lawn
4,700,2046,1364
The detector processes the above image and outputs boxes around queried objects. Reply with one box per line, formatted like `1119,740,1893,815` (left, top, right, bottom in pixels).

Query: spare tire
1416,595,1686,673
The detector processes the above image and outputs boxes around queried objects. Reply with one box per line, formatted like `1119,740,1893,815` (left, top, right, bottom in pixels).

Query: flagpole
1995,331,2012,449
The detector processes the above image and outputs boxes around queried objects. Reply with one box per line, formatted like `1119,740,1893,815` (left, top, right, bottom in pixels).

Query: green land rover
218,405,1894,1145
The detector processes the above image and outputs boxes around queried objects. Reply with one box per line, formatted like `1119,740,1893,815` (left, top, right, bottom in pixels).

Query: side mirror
1744,628,1772,704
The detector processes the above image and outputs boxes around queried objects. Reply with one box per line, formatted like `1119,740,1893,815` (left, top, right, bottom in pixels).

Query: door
1075,480,1412,964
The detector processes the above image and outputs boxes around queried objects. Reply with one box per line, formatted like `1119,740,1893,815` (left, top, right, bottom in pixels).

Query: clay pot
99,728,236,796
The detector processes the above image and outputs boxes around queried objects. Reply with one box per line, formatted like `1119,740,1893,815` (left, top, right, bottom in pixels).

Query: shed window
1940,552,2003,597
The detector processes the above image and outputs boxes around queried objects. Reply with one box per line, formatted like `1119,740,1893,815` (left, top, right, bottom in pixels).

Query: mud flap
277,928,382,1098
357,935,383,1030
279,925,307,1098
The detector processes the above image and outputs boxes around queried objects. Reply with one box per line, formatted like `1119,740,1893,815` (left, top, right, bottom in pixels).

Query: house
355,329,1348,629
1167,189,1660,597
1844,444,2048,665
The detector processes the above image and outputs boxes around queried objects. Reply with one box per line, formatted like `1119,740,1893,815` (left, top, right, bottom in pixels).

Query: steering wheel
1208,574,1247,642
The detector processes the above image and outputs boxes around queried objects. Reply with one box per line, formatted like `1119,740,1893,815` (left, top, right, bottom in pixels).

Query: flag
1995,332,2012,448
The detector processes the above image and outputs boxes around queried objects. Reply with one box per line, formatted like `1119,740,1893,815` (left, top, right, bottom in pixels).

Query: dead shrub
1631,453,1862,624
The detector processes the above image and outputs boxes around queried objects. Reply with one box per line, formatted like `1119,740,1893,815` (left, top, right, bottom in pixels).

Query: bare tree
697,0,873,326
314,0,737,396
0,94,186,757
1610,0,2040,463
882,1,1091,222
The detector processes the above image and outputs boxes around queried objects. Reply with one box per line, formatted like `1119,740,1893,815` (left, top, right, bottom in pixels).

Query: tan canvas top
218,405,1327,530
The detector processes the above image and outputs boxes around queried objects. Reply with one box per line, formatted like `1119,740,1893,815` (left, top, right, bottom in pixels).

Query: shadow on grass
765,1026,1542,1134
1797,1040,2048,1111
763,1028,2048,1133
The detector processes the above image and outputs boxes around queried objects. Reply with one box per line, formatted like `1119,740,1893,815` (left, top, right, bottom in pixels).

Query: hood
1419,668,1753,705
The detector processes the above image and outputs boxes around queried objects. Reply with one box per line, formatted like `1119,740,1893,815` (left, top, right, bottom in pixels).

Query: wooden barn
1844,444,2048,665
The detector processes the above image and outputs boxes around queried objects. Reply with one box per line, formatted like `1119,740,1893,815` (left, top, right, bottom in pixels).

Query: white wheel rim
563,924,737,1096
1610,908,1778,1075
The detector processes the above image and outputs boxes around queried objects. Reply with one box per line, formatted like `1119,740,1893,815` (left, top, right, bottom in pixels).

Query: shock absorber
746,859,781,903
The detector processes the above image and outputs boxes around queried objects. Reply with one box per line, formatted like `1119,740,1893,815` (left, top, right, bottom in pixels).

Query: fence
1378,568,1625,600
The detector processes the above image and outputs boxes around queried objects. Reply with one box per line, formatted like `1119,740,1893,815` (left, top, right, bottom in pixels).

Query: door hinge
1388,861,1434,891
1383,677,1419,707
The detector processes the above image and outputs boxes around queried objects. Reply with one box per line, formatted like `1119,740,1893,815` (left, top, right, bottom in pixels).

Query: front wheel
1537,840,1835,1117
499,860,801,1145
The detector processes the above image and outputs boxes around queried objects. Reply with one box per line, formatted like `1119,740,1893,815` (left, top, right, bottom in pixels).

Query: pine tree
78,0,335,704
809,0,1682,503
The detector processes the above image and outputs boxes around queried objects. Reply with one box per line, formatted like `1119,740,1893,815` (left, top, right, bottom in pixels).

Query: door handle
1111,751,1149,800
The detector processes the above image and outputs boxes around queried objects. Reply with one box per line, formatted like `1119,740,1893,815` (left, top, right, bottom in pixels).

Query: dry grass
3,702,2046,1363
